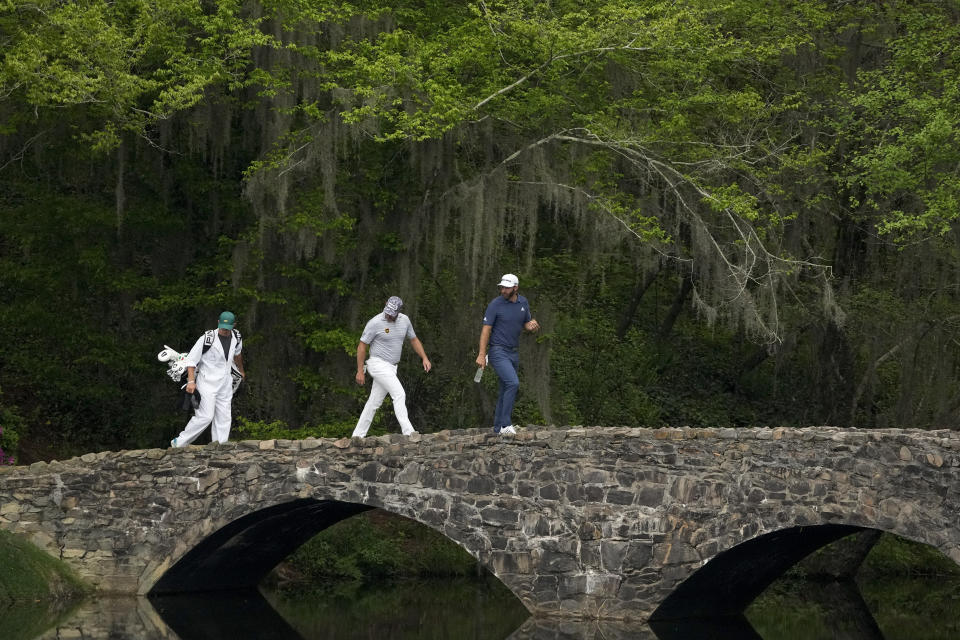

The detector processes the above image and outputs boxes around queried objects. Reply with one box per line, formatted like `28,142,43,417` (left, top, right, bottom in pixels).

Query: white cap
498,273,519,288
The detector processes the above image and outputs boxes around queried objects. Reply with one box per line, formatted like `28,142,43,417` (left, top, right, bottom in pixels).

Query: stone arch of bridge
144,492,505,599
652,513,960,621
148,498,373,595
650,523,867,620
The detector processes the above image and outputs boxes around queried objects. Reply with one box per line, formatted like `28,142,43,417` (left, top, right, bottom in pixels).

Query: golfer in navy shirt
475,273,540,435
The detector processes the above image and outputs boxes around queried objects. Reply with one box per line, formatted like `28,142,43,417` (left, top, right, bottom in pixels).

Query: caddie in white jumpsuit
352,296,431,438
171,311,245,447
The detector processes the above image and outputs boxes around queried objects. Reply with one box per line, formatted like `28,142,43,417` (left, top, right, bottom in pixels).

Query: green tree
4,0,960,462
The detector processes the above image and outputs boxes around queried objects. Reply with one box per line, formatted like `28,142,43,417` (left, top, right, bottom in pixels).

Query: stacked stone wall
2,426,959,620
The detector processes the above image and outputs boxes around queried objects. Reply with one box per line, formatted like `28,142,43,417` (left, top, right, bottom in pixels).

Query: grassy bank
0,530,89,604
0,530,89,640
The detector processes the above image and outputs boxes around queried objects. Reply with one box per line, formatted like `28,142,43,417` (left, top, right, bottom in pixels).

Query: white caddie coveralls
172,330,242,445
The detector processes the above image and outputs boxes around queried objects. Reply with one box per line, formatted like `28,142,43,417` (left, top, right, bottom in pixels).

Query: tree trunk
659,275,692,338
616,264,661,339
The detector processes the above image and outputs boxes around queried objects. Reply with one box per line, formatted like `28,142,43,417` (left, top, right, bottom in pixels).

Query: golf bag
157,329,243,393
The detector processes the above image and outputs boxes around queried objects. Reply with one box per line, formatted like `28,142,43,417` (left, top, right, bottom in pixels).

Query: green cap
218,311,236,329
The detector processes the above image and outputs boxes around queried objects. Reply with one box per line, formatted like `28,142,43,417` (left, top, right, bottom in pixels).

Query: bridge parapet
1,426,959,620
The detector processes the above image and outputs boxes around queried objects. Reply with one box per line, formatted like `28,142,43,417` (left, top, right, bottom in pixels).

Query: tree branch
472,45,652,111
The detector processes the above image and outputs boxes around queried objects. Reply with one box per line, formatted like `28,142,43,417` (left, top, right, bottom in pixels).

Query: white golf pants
352,357,416,437
174,373,234,446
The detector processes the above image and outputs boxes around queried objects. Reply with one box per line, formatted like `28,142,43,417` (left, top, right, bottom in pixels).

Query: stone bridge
1,426,959,622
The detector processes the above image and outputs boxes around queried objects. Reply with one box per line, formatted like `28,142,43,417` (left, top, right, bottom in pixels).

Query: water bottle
473,366,483,383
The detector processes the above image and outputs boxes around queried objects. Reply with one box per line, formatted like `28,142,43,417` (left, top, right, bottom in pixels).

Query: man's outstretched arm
409,337,431,372
355,341,368,384
476,325,492,368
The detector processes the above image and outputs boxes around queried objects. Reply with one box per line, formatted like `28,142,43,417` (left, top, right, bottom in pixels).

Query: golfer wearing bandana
352,296,431,438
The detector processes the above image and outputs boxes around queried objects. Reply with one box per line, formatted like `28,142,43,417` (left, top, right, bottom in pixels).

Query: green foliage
549,306,661,426
861,533,960,578
282,510,479,581
1,0,279,149
828,1,960,241
4,0,960,461
0,387,23,464
233,417,354,440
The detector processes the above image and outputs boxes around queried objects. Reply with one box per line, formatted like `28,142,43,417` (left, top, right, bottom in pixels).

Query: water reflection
262,577,528,639
508,617,657,639
0,598,83,640
747,579,883,640
9,574,960,639
748,574,960,640
862,578,960,640
153,592,302,640
23,595,173,640
649,616,762,640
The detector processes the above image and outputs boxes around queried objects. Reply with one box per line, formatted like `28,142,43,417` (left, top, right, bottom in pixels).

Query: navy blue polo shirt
483,295,532,349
